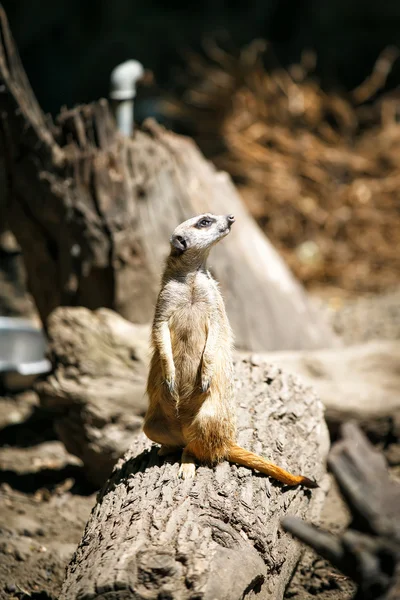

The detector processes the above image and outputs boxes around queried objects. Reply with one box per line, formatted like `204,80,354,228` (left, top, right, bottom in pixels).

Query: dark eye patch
195,217,214,228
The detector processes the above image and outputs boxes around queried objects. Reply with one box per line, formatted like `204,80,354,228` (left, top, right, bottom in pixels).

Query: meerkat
143,213,317,487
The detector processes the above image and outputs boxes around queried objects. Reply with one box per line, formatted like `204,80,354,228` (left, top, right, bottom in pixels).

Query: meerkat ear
171,234,189,255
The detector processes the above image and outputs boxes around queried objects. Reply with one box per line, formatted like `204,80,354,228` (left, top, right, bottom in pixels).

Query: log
59,357,329,600
282,422,400,600
0,6,337,352
36,307,150,487
247,341,400,442
40,308,400,487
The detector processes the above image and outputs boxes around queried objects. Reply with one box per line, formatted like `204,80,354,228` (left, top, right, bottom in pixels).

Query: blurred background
2,0,400,305
4,0,400,113
1,4,400,598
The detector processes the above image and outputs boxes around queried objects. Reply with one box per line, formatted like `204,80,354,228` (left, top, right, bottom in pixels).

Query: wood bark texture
60,357,329,600
36,307,150,487
282,422,400,600
245,341,400,439
0,6,337,352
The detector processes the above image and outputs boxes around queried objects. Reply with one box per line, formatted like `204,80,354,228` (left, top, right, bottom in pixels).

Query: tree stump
0,6,336,352
36,307,150,487
59,358,329,600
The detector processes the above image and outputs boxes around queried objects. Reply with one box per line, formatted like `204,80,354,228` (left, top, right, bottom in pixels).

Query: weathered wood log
36,307,150,487
248,341,400,444
59,357,329,600
282,422,400,600
0,6,337,352
39,307,400,489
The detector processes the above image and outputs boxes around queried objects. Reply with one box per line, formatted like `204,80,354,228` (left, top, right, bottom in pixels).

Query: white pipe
110,60,144,136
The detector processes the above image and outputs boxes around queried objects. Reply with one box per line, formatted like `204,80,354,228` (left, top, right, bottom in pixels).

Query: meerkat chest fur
168,272,214,342
158,270,232,396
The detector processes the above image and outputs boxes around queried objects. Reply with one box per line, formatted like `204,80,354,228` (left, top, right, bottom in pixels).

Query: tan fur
144,213,317,488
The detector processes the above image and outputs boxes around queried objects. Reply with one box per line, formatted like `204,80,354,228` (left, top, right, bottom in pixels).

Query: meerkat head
170,213,235,257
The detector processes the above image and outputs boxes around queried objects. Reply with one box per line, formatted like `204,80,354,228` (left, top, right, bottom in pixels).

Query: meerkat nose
227,215,235,224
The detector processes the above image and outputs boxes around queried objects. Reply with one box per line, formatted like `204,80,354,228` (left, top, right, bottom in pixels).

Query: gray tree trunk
59,357,329,600
0,6,337,352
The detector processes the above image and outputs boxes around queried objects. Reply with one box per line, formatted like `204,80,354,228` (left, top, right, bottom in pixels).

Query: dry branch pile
170,42,400,296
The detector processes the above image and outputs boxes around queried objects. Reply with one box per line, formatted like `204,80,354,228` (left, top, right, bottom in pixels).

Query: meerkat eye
196,218,212,228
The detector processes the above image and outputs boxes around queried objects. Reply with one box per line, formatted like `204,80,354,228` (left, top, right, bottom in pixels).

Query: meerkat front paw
178,462,196,479
201,369,213,393
165,377,175,395
164,371,176,395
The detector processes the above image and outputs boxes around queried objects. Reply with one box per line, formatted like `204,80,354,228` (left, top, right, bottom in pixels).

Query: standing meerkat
144,213,317,487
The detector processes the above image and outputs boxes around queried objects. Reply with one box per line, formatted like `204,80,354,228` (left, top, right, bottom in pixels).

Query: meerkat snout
218,214,235,235
225,214,235,231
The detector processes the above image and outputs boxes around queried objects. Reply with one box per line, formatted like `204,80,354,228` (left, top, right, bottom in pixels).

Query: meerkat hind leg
158,445,180,457
143,406,184,448
178,448,196,480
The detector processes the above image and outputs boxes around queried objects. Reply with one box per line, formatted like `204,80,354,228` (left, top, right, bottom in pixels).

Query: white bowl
0,317,52,391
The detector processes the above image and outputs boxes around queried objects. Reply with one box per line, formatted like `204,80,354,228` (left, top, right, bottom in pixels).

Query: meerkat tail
227,444,318,488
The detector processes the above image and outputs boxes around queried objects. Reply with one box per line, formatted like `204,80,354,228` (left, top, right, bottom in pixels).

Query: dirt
0,391,96,600
0,485,95,600
325,286,400,345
